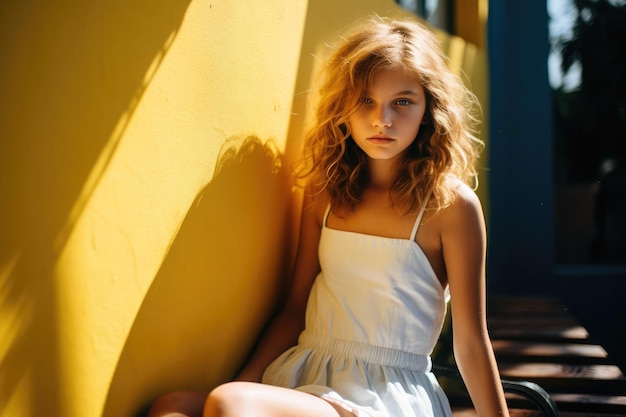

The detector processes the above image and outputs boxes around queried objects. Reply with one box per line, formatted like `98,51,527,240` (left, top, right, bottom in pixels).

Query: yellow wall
0,1,488,416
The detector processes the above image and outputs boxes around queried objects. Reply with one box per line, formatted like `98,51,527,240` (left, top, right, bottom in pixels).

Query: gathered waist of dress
298,330,432,372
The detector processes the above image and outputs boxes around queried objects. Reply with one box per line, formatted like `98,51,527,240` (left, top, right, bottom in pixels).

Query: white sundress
262,200,453,417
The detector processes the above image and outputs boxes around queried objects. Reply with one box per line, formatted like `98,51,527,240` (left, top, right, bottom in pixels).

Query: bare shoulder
440,178,485,231
447,177,480,202
302,178,331,227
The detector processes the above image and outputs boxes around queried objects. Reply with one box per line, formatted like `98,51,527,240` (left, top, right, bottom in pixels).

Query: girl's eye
395,99,412,106
361,97,372,104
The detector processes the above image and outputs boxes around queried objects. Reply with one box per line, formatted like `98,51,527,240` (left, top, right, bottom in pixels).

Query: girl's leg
148,391,209,417
205,381,355,417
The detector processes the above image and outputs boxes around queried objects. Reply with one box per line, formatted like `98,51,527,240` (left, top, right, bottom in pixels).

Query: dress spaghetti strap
409,194,431,241
323,203,332,227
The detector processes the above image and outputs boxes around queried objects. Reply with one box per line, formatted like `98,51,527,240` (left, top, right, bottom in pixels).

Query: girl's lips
367,136,394,144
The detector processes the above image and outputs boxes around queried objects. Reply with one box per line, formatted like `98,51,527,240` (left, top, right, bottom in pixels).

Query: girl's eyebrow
395,90,420,96
365,89,422,98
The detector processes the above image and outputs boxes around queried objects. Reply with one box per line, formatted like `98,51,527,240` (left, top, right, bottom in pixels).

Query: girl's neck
366,158,401,190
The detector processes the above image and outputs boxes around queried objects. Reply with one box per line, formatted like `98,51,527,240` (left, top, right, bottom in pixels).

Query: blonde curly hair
298,16,483,215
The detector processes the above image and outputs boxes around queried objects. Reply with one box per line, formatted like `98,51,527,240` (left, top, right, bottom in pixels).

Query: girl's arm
441,183,510,417
235,183,326,382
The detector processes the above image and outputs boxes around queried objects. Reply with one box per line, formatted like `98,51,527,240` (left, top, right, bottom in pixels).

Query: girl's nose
372,105,392,128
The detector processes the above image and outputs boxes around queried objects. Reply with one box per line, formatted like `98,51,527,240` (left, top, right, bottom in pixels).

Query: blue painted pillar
487,0,555,295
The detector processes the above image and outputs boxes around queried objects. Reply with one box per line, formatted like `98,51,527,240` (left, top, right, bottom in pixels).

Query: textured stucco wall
0,1,307,416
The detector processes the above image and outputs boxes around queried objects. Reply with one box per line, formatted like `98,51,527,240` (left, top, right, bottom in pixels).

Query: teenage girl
149,16,510,417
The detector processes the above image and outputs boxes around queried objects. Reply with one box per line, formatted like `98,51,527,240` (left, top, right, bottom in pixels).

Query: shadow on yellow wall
0,1,192,416
102,136,296,417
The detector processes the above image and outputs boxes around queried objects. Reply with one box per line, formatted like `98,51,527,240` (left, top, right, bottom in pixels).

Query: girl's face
348,67,426,162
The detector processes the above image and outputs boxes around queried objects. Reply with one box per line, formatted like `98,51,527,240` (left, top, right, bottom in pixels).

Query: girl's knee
205,382,258,417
